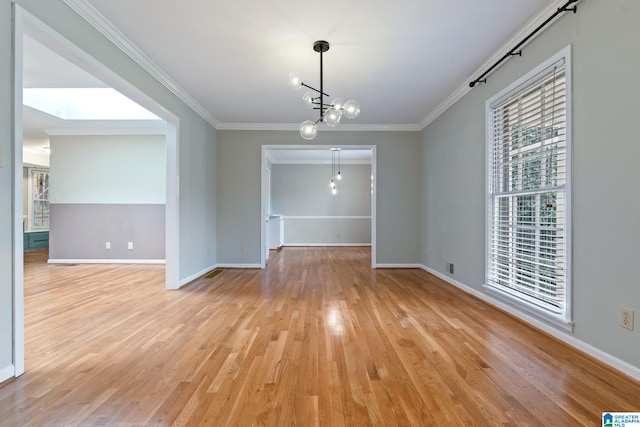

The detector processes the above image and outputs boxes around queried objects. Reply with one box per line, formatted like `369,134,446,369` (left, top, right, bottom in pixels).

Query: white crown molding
63,0,219,129
217,123,298,131
45,126,166,136
217,122,421,132
418,0,575,130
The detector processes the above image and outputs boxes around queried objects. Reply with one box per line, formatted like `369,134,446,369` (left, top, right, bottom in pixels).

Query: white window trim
484,45,573,332
27,167,50,231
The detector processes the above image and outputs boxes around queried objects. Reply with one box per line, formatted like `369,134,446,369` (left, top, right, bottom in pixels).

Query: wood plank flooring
1,247,639,426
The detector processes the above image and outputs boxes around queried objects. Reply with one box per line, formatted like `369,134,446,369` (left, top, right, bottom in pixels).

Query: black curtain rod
469,0,579,88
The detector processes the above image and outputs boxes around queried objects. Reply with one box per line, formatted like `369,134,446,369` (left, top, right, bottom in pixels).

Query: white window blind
486,54,570,323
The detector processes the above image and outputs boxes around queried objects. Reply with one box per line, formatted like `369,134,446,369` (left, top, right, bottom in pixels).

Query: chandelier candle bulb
302,92,315,107
288,72,303,89
324,107,342,127
300,120,317,140
343,100,361,119
332,98,345,110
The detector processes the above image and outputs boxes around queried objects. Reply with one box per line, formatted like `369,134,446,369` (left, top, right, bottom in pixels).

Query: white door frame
12,5,181,377
260,144,377,269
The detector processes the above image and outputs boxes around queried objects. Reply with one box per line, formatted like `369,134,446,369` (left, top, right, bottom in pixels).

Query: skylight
23,88,161,120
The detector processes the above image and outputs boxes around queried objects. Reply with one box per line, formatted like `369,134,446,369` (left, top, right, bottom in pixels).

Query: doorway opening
12,6,180,377
261,145,377,269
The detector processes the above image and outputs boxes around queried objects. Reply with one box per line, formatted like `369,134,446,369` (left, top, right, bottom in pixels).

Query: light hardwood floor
1,247,639,426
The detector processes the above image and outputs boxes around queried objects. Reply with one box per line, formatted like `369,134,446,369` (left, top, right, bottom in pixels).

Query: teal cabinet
24,231,49,251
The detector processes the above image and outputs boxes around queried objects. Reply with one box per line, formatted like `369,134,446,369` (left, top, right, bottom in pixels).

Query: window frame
27,167,50,231
484,46,573,331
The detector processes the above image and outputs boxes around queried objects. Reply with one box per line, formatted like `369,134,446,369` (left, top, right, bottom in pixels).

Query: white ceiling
79,0,555,127
22,0,560,156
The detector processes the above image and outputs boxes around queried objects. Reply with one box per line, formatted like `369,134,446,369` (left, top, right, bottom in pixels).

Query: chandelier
329,148,342,195
288,40,361,140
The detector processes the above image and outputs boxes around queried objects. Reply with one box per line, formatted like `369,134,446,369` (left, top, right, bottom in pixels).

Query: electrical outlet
128,242,133,250
241,245,247,253
448,262,455,275
105,242,111,249
620,308,634,331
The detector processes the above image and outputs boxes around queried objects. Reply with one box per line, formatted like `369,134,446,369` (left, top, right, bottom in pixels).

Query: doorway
12,6,180,377
261,145,377,269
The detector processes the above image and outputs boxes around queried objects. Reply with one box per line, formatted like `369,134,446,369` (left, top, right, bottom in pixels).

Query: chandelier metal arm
300,82,330,97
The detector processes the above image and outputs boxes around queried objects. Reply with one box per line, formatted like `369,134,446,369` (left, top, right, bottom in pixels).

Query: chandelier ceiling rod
319,41,325,123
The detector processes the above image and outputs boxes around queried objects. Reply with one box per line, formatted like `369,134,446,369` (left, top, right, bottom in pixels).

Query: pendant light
288,41,361,140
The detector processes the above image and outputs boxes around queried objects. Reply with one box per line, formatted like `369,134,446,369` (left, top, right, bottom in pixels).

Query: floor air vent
204,269,224,279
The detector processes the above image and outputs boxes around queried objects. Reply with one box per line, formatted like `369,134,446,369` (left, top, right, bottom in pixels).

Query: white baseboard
215,263,262,269
375,263,423,269
420,265,640,381
0,365,14,383
48,259,166,264
284,243,371,247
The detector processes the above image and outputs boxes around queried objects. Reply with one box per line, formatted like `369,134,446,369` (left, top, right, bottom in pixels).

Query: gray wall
283,218,371,245
217,131,421,265
421,0,640,368
50,135,166,204
1,0,218,376
271,163,371,245
49,204,165,260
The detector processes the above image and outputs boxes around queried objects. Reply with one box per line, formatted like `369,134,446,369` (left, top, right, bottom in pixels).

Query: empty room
1,0,640,425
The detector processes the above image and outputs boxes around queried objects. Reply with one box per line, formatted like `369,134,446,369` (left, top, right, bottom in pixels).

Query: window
29,168,50,230
485,47,571,329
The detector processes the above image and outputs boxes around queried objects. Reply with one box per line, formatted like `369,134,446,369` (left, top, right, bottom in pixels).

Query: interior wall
0,0,218,379
176,122,218,281
47,135,165,260
271,163,372,245
420,0,640,372
50,135,166,203
218,130,420,265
